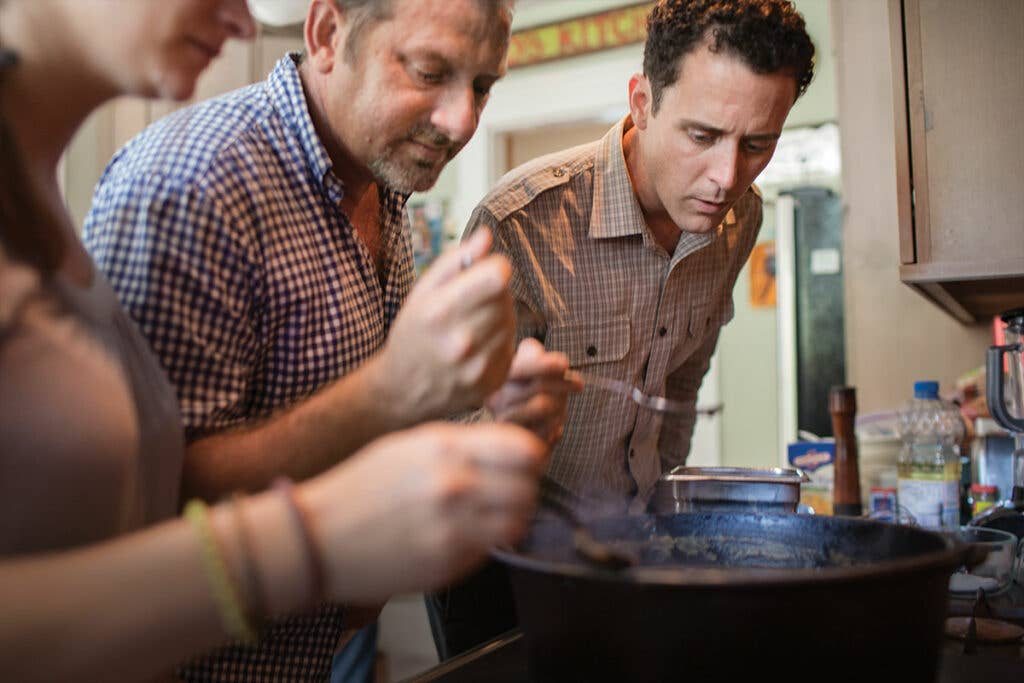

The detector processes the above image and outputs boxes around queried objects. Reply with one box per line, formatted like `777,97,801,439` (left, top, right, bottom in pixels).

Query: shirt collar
268,53,334,192
266,53,410,213
590,114,719,258
589,115,646,240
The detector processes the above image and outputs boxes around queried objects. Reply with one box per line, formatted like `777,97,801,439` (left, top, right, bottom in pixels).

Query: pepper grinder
830,386,862,516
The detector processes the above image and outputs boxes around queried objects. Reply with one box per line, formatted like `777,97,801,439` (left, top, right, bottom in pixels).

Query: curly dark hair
643,0,815,113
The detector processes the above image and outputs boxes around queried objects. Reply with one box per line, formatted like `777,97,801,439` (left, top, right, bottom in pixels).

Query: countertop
406,629,1024,683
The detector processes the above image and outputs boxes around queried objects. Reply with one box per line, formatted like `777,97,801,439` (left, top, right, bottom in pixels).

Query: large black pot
492,513,969,683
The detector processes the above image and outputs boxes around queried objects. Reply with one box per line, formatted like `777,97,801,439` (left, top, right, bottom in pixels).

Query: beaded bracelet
184,499,258,644
272,478,327,604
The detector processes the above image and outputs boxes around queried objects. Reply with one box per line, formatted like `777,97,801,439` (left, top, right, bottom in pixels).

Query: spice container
869,486,897,522
968,484,999,518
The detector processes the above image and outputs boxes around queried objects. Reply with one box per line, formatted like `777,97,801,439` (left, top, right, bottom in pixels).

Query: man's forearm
182,354,410,501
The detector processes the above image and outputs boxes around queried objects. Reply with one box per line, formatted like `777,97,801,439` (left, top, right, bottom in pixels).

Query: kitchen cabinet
889,0,1024,324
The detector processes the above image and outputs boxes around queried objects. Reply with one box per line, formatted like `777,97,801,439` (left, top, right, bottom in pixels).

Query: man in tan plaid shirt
428,0,817,661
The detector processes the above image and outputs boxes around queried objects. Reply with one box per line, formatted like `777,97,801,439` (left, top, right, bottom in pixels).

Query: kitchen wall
831,0,991,415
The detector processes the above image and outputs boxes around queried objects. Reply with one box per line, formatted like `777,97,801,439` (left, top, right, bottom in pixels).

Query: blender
975,308,1024,535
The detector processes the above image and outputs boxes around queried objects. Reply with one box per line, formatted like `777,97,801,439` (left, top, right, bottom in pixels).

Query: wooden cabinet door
893,0,1024,322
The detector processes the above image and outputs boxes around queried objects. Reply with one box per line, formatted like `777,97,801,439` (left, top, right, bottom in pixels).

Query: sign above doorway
508,2,654,69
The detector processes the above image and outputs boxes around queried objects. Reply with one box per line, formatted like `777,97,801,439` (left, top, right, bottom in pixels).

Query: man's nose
707,141,741,195
223,0,258,40
430,86,479,146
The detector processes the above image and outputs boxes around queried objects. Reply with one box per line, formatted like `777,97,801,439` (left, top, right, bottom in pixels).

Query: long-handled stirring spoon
538,476,638,571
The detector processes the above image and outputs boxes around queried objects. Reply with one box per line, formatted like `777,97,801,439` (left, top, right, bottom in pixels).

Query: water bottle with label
896,381,964,528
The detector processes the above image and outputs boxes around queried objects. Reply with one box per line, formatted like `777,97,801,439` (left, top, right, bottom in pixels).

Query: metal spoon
539,476,638,571
567,369,703,416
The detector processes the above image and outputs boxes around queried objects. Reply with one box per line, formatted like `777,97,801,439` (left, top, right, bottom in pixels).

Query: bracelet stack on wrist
185,478,327,643
272,477,327,605
184,499,259,644
230,493,269,630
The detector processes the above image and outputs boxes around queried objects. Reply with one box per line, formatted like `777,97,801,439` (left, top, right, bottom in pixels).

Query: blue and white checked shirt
84,54,414,682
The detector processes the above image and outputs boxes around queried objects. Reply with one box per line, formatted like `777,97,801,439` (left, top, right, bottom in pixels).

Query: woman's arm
0,491,308,683
0,421,548,682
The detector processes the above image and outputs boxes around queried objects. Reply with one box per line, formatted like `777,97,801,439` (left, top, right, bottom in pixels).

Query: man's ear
304,0,345,73
628,74,652,130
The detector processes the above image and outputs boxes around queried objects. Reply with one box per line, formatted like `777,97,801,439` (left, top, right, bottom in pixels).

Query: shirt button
658,326,668,337
629,449,636,459
553,167,565,177
586,345,597,357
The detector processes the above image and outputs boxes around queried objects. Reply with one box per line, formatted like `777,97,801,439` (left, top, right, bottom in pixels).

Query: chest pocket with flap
669,299,734,367
546,316,631,367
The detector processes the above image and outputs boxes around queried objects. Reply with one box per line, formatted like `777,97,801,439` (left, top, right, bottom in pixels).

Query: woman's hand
299,422,548,604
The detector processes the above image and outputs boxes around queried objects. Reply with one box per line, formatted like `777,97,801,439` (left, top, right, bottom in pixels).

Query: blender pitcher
977,309,1024,534
978,308,1024,584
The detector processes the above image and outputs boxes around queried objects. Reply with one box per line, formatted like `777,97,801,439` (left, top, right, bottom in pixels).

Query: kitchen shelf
899,263,1024,324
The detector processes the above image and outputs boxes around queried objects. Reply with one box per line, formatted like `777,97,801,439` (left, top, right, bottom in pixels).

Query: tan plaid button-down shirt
465,116,762,511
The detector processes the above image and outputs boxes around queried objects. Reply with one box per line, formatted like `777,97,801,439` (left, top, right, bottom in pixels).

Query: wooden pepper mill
830,386,862,517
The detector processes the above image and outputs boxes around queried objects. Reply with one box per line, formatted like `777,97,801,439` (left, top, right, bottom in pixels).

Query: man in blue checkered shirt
83,0,577,680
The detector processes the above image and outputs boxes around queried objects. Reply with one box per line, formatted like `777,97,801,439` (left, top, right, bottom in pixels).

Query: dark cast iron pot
492,512,971,683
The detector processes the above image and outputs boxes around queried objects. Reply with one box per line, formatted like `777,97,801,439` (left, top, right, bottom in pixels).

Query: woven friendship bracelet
184,499,258,644
230,494,269,629
272,478,327,605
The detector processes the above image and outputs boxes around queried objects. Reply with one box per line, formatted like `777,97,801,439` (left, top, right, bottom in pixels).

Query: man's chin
370,160,443,193
676,215,720,235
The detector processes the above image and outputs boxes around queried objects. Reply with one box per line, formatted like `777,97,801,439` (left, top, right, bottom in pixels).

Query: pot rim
492,514,968,589
660,465,810,485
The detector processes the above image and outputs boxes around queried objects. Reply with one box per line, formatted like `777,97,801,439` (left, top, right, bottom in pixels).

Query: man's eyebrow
678,119,721,134
404,49,505,81
677,120,781,140
405,49,452,66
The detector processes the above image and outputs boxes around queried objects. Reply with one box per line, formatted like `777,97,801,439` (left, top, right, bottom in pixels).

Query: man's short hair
643,0,815,113
335,0,515,63
332,0,392,62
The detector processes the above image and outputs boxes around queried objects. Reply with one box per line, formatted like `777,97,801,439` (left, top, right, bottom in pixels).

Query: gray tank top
53,270,184,528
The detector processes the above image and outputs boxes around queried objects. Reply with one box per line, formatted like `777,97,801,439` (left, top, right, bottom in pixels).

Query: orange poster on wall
749,241,776,308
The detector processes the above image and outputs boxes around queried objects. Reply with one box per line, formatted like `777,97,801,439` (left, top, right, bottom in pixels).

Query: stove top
406,629,1024,683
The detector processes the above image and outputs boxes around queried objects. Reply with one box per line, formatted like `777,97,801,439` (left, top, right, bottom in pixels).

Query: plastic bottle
896,381,964,529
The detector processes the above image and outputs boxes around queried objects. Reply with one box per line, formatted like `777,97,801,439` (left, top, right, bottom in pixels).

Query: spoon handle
568,370,689,415
538,476,584,528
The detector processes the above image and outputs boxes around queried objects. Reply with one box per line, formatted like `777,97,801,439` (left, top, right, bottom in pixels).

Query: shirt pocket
670,299,732,367
685,301,713,340
547,315,631,368
690,297,736,338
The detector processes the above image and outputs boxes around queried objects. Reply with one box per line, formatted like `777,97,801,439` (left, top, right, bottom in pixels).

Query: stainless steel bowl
651,466,809,514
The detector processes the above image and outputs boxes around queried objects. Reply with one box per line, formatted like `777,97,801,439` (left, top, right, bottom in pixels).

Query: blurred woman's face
70,0,256,100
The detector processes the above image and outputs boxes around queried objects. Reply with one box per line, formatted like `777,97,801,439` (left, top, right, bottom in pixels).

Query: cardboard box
788,440,835,515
